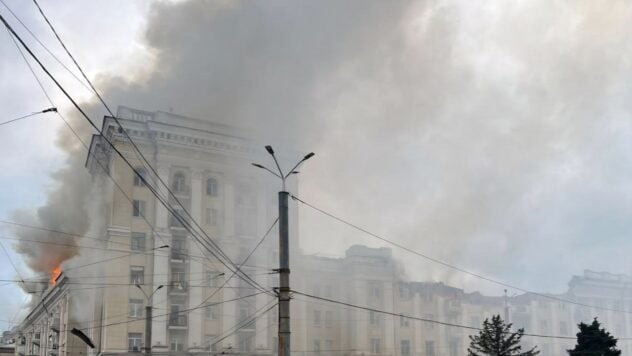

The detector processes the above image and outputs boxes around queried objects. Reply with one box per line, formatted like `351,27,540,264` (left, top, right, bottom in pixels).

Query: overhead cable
292,194,632,315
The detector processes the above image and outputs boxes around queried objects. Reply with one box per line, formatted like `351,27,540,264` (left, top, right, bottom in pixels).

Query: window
170,334,185,351
129,299,144,317
170,207,187,227
401,340,411,356
368,281,381,299
539,319,549,332
235,185,256,235
370,338,380,354
130,266,144,284
238,331,253,352
206,335,218,352
324,285,333,298
128,333,143,352
172,172,187,193
325,340,333,351
133,168,147,187
131,233,145,252
325,311,333,327
313,310,322,326
399,285,411,299
132,200,146,217
313,340,321,355
449,339,459,356
426,341,435,356
206,208,219,226
369,311,380,326
206,178,218,196
400,315,409,327
206,305,220,320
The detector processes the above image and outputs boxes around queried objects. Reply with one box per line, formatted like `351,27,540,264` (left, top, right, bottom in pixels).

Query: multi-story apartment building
84,106,289,355
13,107,632,355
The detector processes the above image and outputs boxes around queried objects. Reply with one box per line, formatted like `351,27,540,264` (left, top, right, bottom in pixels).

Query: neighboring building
14,274,87,356
13,107,632,355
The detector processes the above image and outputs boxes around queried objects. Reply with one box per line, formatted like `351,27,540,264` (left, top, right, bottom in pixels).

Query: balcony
170,249,189,262
168,314,188,329
169,281,189,294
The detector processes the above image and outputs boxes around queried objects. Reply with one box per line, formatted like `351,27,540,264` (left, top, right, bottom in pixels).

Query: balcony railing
170,249,189,261
168,314,188,327
169,281,189,293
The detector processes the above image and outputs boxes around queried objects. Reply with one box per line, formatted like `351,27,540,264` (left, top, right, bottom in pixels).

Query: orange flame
50,266,62,285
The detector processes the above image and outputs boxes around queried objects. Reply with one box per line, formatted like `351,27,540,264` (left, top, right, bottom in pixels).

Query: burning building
13,107,632,356
83,106,288,354
13,274,88,356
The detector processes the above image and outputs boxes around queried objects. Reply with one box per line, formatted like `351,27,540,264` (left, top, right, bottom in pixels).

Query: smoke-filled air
2,1,632,355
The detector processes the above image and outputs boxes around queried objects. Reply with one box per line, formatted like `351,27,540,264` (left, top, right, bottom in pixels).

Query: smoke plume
11,0,632,297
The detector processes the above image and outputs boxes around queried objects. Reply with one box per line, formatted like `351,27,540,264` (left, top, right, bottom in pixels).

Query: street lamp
135,284,164,355
252,145,315,356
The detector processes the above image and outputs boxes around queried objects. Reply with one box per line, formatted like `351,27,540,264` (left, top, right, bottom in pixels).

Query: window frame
130,266,145,285
131,232,146,252
129,299,144,317
128,333,143,352
206,177,219,196
132,200,146,218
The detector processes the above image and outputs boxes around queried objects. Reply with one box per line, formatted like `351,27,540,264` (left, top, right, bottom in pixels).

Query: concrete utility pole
136,284,163,354
253,146,315,356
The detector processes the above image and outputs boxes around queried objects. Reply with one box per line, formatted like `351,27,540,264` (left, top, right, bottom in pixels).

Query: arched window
172,172,186,193
206,177,218,196
133,168,147,187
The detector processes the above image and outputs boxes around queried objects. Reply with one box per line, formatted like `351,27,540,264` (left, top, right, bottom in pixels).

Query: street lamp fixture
252,146,315,191
251,145,315,356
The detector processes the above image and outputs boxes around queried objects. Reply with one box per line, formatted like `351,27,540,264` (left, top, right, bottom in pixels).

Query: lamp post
252,146,315,356
135,284,164,355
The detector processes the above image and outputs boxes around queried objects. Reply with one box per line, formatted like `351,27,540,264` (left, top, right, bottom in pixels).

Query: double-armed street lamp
252,145,315,356
135,284,164,355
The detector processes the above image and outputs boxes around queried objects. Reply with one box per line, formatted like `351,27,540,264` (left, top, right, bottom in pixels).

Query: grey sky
2,0,632,331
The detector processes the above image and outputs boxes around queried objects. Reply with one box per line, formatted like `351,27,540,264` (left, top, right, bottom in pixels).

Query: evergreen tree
468,314,540,356
567,318,621,356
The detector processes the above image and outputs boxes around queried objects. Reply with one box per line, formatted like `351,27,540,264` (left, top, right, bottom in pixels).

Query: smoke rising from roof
10,0,632,296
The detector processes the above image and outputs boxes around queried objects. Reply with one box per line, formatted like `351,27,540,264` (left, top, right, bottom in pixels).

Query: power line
28,0,266,296
0,220,274,271
87,291,267,334
292,195,632,315
149,218,279,313
291,290,632,341
206,300,277,351
0,240,25,284
0,235,163,255
0,10,172,255
195,218,279,308
0,0,93,93
0,108,55,126
1,14,265,297
2,10,271,336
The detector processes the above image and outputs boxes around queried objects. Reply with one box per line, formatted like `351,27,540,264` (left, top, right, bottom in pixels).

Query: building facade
14,107,632,355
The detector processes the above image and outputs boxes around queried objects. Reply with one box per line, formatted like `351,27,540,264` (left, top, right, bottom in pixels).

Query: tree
468,314,539,356
567,318,621,356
